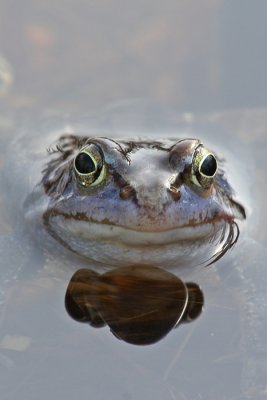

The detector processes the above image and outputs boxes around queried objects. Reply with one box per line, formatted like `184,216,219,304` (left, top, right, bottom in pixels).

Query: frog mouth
45,211,236,246
44,211,239,266
65,219,223,244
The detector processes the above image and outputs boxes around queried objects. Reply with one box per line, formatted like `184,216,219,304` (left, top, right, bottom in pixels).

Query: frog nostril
168,174,182,201
120,185,136,200
168,185,181,201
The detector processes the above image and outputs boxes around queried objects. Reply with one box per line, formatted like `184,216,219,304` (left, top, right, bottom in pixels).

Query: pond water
0,1,266,399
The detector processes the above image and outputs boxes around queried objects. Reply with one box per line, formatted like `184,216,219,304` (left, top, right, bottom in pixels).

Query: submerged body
6,124,245,269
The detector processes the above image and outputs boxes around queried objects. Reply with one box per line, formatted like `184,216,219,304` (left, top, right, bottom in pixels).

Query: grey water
0,1,266,399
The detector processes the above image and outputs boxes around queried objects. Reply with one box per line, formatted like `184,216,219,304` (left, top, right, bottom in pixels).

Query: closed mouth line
44,209,231,234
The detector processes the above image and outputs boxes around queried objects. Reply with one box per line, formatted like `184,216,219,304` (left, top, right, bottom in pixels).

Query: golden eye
191,145,217,189
74,144,106,187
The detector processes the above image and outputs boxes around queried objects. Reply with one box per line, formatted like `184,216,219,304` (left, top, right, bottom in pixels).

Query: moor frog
4,126,245,270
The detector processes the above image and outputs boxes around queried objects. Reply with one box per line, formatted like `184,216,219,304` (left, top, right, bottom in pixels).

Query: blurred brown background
0,0,266,112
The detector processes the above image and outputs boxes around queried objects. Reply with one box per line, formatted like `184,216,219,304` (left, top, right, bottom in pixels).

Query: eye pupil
75,153,96,174
200,154,217,177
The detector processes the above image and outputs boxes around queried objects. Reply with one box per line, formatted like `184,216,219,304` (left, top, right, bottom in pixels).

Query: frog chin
45,215,236,268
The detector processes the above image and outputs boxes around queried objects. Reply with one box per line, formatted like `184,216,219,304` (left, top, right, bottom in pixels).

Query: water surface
0,2,266,399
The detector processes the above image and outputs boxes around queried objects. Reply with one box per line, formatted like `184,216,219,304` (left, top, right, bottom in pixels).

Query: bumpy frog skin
31,134,245,268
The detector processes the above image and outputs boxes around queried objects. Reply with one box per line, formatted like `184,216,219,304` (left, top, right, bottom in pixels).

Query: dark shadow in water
65,265,204,345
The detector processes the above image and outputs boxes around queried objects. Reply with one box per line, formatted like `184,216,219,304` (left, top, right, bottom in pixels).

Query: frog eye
191,145,217,189
74,144,106,187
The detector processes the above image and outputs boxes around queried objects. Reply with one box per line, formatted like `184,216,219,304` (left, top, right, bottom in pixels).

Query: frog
4,123,245,272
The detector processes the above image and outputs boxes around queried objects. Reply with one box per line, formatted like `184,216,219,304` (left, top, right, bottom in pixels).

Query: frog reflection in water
39,135,245,268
